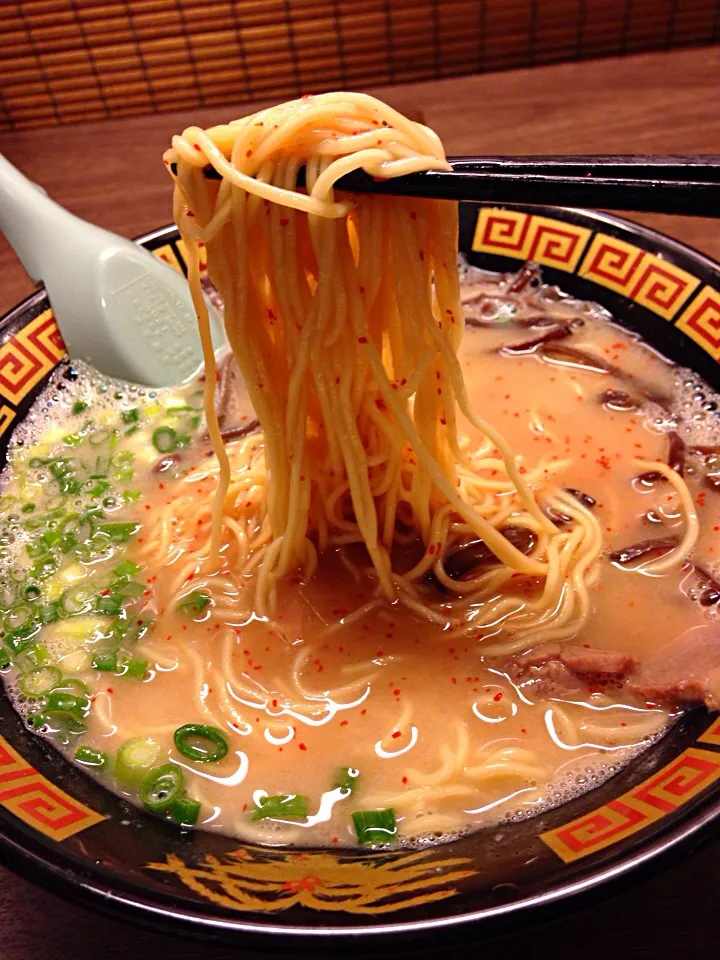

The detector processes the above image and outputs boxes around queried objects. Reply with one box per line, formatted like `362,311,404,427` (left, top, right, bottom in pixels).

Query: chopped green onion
250,794,309,821
97,522,140,543
0,649,11,668
140,763,185,812
60,582,95,617
45,691,88,720
174,723,228,763
24,585,41,601
92,652,118,672
21,502,36,514
115,737,162,784
170,794,201,826
30,552,61,580
72,533,114,563
5,623,40,652
87,479,111,497
16,643,50,670
75,745,109,769
110,580,144,599
121,489,141,503
20,666,62,698
38,601,59,625
121,408,140,424
333,767,360,794
113,559,141,578
118,655,148,679
89,427,117,448
42,529,64,548
91,454,110,476
4,604,35,633
24,507,63,531
95,595,122,616
30,711,87,739
113,616,152,645
177,590,211,616
71,401,89,415
352,809,397,845
152,426,178,453
62,432,84,448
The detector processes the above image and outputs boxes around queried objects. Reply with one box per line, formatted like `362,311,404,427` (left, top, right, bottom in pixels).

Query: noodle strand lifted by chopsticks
164,92,601,642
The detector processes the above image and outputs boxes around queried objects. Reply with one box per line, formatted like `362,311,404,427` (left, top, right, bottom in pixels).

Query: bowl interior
1,203,720,945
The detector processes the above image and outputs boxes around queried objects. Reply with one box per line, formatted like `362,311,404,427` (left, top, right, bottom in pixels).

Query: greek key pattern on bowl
540,747,720,863
0,734,104,841
0,309,66,439
471,209,717,362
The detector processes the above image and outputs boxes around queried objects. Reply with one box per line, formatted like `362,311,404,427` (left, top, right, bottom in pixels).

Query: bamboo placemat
1,0,719,131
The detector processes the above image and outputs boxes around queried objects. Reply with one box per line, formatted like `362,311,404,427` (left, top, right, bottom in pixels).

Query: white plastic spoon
0,152,224,387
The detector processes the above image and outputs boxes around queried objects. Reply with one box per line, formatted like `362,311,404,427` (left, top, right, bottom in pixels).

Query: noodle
165,92,603,646
2,92,710,850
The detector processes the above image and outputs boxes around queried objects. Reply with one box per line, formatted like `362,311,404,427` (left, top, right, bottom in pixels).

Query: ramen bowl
1,203,719,949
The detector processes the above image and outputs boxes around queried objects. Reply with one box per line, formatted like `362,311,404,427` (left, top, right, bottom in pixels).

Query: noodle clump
165,92,605,650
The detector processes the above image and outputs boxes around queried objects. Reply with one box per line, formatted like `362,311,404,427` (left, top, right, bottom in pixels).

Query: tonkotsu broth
1,260,717,847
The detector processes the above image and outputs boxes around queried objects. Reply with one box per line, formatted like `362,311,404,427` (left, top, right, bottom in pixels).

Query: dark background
2,827,719,959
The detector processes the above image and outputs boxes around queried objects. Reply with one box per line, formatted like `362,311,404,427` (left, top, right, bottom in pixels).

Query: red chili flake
391,730,402,739
246,149,253,157
107,688,114,694
493,692,503,702
392,688,400,696
357,336,368,344
332,836,339,843
193,144,201,151
402,776,408,784
359,285,365,294
451,677,457,684
521,728,527,734
419,250,425,262
298,742,307,750
340,720,348,726
428,544,436,555
280,218,289,227
361,708,367,715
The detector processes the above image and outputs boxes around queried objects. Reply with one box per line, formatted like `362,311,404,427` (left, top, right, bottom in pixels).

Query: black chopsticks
172,155,720,217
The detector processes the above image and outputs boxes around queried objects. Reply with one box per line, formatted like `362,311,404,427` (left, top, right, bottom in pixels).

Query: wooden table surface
1,44,720,959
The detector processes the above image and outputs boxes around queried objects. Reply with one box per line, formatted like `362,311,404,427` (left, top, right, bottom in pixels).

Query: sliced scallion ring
20,666,62,698
139,763,185,812
152,426,178,453
174,724,228,763
115,736,162,784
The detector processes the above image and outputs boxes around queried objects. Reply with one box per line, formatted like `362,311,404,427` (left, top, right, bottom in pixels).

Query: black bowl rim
1,204,719,943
